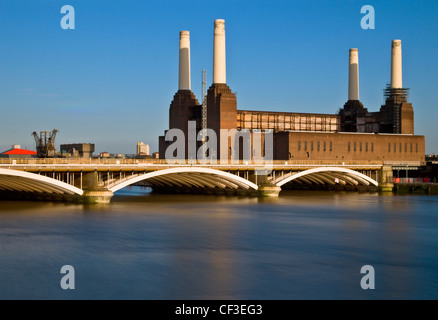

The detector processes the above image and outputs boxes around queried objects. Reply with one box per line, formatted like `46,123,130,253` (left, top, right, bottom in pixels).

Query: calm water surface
1,187,438,300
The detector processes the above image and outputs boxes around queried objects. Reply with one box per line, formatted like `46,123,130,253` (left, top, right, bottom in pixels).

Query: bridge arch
275,167,378,187
0,168,84,195
109,167,258,193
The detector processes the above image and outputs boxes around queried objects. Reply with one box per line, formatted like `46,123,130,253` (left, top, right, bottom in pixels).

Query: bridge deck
0,159,392,173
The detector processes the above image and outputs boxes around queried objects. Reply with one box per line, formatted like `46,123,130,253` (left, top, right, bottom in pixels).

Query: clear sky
0,0,437,154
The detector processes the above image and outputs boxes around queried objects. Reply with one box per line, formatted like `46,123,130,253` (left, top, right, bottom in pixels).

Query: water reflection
0,188,438,299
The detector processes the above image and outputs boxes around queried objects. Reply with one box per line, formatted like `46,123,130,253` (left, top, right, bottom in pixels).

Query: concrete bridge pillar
253,171,282,197
379,165,394,192
258,183,282,197
81,171,113,203
82,188,114,204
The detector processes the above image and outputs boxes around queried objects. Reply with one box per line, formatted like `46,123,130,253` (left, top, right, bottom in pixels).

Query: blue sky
0,0,437,154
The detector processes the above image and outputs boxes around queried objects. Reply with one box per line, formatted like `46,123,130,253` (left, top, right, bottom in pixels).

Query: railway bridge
0,159,405,203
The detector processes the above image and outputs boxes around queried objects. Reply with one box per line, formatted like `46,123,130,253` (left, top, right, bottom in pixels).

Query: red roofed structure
0,145,37,158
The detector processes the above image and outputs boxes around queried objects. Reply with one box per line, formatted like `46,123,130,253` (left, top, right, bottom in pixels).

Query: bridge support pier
82,188,114,204
378,165,394,192
258,183,282,197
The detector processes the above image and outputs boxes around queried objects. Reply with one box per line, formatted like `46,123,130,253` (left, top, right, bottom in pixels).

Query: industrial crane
31,129,58,158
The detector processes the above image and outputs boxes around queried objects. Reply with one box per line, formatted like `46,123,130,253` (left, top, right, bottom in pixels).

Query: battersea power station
159,19,425,164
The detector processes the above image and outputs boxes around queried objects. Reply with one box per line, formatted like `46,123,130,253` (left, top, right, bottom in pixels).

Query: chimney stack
213,19,226,84
348,48,359,101
391,40,402,89
179,31,191,90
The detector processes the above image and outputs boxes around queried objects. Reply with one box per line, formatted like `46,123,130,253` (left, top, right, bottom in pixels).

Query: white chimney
213,19,226,84
348,48,359,100
179,31,191,90
391,40,402,89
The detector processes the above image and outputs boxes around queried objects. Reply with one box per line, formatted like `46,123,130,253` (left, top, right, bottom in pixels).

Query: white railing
0,158,384,167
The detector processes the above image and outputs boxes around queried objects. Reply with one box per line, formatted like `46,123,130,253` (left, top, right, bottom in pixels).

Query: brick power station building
159,20,425,164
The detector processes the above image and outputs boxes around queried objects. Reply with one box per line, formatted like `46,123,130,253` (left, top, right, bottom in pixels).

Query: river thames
1,187,437,300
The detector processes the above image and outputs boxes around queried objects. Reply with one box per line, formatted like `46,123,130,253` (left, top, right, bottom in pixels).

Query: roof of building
1,148,37,155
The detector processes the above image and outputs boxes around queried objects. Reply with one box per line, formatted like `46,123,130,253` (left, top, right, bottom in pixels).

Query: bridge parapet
0,158,386,166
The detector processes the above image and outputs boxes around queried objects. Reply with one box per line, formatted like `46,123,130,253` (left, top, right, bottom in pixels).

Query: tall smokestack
348,48,359,101
391,40,402,89
179,31,191,90
213,19,226,84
